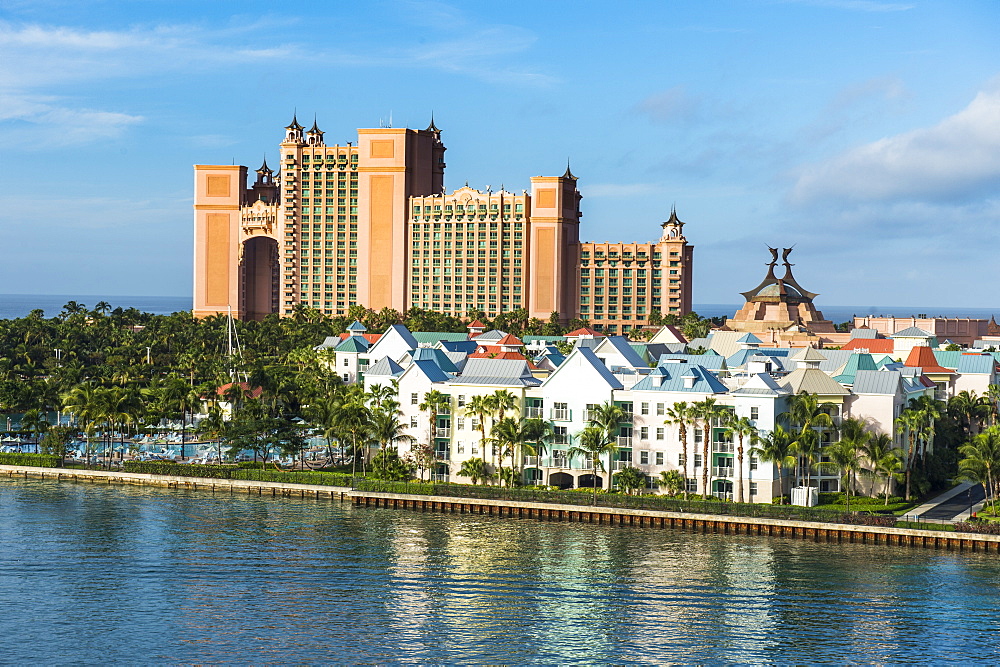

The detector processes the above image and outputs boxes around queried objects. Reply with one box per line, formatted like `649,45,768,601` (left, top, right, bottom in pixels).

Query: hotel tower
193,116,693,333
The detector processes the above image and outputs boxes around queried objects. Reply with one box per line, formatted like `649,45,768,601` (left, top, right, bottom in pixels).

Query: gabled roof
451,357,540,386
566,327,603,337
732,372,790,396
595,335,649,369
849,327,879,339
495,333,524,346
346,320,367,331
955,354,998,375
842,338,895,354
904,346,954,374
831,352,879,384
779,367,850,395
412,331,469,345
467,319,486,329
367,324,418,355
439,340,478,354
402,347,460,374
540,346,624,391
473,329,508,343
648,324,687,345
736,332,762,344
630,363,727,393
893,326,934,338
335,336,370,353
726,347,790,368
406,359,452,384
657,354,728,371
314,336,341,350
791,346,828,362
365,357,404,377
851,370,904,395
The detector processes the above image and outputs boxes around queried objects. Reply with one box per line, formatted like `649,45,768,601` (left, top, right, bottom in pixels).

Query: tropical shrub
0,452,61,467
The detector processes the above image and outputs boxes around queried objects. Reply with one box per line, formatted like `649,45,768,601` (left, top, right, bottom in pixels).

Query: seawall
4,464,998,553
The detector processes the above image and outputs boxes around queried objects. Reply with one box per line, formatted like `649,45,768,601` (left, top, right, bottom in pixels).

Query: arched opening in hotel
549,472,573,489
577,473,603,489
241,236,279,321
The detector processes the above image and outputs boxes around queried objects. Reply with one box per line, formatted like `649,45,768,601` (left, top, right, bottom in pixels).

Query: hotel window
640,451,649,465
655,452,664,465
750,482,758,497
640,402,649,415
411,393,419,405
640,426,649,440
656,427,664,440
750,406,759,420
656,403,665,416
694,453,703,468
686,478,698,493
410,416,418,428
750,456,758,471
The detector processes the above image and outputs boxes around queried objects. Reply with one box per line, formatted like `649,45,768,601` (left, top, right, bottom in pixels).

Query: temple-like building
726,248,836,346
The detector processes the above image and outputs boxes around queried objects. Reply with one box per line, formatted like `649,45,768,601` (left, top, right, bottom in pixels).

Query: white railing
712,441,734,453
613,460,632,471
435,451,450,461
552,408,570,421
524,406,544,418
712,466,734,477
522,455,539,466
550,455,568,469
582,410,597,423
435,428,451,438
713,491,733,501
430,474,450,483
617,436,633,447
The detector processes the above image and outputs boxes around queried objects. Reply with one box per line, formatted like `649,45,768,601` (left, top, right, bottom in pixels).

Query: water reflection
2,478,1000,664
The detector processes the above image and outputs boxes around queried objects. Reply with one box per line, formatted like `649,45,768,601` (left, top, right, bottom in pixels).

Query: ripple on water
2,477,1000,664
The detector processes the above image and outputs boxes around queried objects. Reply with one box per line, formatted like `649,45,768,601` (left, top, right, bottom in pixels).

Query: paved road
921,484,986,520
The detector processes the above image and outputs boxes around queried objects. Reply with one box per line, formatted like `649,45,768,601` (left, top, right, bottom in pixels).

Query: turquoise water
2,478,999,664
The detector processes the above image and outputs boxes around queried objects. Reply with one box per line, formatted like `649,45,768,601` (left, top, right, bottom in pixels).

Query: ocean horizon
0,294,997,324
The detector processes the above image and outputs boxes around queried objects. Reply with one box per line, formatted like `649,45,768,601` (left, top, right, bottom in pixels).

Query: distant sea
694,303,1000,323
0,294,192,320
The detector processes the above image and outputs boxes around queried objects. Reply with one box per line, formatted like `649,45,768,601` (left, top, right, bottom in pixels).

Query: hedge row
954,520,1000,535
352,479,876,525
122,462,357,488
0,452,62,468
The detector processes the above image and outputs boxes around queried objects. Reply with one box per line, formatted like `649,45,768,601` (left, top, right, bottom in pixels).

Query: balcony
616,436,633,447
524,406,544,419
552,408,570,421
712,441,734,454
430,474,450,483
435,451,450,461
435,428,451,438
713,491,733,501
613,460,633,471
550,455,568,469
712,466,734,478
522,455,539,466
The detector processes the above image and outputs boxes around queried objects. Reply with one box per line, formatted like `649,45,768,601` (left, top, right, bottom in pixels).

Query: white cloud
0,92,142,146
791,85,1000,204
635,86,699,124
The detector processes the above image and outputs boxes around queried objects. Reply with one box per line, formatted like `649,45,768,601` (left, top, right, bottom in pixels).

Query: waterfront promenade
4,464,998,554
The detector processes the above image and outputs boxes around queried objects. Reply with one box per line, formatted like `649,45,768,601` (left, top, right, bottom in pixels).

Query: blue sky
1,0,998,309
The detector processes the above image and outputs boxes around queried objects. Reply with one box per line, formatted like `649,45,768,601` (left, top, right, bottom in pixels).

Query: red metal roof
842,338,895,354
215,382,264,399
566,327,603,337
904,346,954,374
467,319,487,329
495,334,523,346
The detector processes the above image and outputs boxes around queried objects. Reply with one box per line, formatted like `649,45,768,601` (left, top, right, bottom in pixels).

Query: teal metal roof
631,364,727,393
335,336,370,353
832,352,879,384
412,332,469,344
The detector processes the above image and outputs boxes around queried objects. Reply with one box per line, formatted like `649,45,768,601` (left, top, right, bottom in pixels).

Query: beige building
578,208,693,334
193,117,693,329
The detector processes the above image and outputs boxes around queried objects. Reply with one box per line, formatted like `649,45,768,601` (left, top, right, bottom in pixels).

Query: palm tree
910,395,943,467
568,425,618,504
751,424,796,504
950,390,990,439
587,400,628,490
895,409,923,500
786,392,834,490
20,408,49,454
336,400,371,478
61,383,101,467
489,416,552,487
724,414,757,503
860,433,903,505
691,397,723,500
664,401,694,499
822,418,870,512
419,389,452,468
465,395,493,480
520,418,553,485
986,385,1000,427
957,426,1000,514
457,457,494,485
369,401,414,453
488,389,518,472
